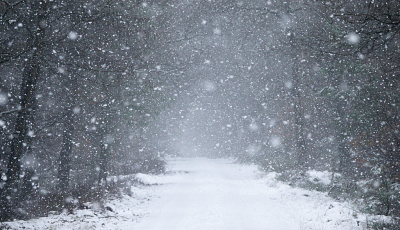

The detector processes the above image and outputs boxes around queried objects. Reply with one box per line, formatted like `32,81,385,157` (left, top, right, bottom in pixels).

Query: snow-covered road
133,157,363,230
5,157,364,229
134,158,297,230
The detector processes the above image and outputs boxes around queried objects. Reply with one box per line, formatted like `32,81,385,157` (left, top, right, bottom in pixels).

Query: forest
1,0,399,228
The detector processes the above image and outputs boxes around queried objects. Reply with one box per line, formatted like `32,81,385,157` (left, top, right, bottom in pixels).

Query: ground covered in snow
4,157,366,229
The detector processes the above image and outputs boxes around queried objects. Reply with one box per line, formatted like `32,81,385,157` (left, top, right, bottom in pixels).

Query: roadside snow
262,174,364,229
4,158,365,229
306,170,341,185
3,176,165,230
306,170,331,185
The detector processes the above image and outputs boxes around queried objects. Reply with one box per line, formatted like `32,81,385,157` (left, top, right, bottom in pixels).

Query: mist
1,0,400,228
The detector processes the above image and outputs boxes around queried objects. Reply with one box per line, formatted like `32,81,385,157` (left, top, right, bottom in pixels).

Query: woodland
1,0,399,228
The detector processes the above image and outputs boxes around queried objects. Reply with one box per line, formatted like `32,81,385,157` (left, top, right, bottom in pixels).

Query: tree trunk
336,97,351,175
1,50,40,220
98,140,109,186
290,34,307,169
58,107,74,193
292,61,307,169
0,1,48,220
98,103,110,186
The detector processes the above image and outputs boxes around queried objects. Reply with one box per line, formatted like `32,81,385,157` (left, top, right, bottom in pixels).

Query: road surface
4,157,362,229
132,158,299,230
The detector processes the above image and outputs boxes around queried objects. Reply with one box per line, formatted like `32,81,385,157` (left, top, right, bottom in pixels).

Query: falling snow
1,0,399,228
67,31,78,40
346,32,360,44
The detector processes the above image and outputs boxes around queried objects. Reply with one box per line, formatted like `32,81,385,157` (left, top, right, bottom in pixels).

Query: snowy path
132,158,363,230
134,158,297,230
5,157,364,229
